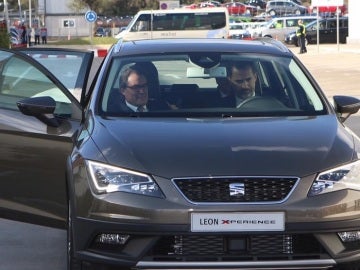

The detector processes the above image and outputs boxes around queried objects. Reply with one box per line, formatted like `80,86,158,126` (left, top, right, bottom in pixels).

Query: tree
0,20,10,49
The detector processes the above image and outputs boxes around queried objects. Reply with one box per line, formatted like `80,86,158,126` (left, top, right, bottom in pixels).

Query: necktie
137,106,145,112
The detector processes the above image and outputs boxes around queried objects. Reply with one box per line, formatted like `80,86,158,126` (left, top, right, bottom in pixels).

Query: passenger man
118,64,170,112
227,61,258,107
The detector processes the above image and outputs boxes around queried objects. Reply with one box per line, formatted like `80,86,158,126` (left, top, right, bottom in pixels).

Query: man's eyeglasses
126,83,148,91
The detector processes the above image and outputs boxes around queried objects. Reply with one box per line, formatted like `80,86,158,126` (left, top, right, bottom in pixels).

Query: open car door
17,47,94,104
0,48,93,229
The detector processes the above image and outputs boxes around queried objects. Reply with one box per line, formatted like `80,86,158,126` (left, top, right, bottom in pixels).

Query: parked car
238,21,268,38
2,37,360,270
259,15,318,41
308,4,347,16
285,17,349,46
199,1,222,7
228,22,252,39
266,0,308,16
244,0,267,9
289,0,303,5
94,27,109,37
222,1,257,15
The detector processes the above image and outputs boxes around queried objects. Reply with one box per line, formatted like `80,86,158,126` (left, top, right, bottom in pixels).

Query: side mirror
333,95,360,122
17,96,61,127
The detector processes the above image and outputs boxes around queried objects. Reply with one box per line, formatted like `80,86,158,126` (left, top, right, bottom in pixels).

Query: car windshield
99,53,326,117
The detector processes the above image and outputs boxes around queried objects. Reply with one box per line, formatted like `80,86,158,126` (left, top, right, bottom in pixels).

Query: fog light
338,231,360,242
95,233,130,245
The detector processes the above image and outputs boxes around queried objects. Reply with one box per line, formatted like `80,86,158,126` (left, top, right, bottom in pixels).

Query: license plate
191,212,285,232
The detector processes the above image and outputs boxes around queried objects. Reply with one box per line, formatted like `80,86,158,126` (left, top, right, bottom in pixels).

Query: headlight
309,160,360,196
86,160,164,198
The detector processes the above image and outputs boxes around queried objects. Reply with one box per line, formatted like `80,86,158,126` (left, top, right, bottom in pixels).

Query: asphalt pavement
287,43,360,101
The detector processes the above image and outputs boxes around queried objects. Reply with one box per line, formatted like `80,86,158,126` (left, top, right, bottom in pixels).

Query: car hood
91,115,354,178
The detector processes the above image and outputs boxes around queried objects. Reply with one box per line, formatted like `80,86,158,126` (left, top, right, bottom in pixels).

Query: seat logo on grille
229,183,245,196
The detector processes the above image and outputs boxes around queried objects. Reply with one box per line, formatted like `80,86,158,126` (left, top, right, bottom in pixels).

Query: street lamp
18,0,22,21
29,0,31,27
3,0,10,32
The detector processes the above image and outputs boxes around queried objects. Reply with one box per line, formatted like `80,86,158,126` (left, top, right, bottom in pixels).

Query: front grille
173,177,298,203
145,234,328,262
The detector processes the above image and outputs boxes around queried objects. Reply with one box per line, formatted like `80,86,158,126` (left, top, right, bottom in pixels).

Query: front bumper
72,214,360,270
71,172,360,269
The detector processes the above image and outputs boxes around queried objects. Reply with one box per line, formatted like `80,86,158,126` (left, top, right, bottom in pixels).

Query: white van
259,15,318,41
116,8,229,41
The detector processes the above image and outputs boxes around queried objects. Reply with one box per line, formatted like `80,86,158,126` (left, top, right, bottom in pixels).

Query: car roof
306,16,348,27
136,7,227,14
112,38,292,57
270,15,318,21
268,0,303,6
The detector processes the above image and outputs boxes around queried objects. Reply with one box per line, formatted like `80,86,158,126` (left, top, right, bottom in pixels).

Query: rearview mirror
187,66,227,78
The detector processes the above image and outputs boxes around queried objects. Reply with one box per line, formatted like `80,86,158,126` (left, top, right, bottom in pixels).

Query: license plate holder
191,212,285,232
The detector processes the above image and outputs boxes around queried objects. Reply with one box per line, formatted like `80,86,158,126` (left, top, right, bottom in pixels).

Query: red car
308,5,347,15
184,4,199,9
222,2,257,16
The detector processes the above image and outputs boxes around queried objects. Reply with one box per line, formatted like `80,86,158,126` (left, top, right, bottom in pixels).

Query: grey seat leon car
1,38,360,270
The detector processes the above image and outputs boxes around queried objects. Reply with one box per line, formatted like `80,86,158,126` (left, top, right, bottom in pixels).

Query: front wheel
67,201,82,270
269,9,276,16
335,262,360,270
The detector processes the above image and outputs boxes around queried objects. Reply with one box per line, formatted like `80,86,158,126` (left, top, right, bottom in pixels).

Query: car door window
319,21,326,30
329,20,336,29
0,51,72,116
342,19,348,28
19,49,94,102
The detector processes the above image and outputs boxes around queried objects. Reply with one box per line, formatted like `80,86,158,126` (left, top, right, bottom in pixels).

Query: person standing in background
296,19,307,54
26,25,32,46
34,26,40,45
40,27,47,44
21,23,27,44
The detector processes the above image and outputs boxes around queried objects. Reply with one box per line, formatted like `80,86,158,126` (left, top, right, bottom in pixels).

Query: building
347,0,360,43
37,0,90,38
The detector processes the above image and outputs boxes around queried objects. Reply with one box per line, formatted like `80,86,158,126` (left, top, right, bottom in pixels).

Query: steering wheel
236,96,287,111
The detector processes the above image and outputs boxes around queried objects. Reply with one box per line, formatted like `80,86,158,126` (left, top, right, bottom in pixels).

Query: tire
269,9,276,16
335,262,360,270
67,201,82,270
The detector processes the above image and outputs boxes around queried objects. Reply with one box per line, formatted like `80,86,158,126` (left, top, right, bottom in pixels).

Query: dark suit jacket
218,95,236,107
107,92,170,114
210,89,236,108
